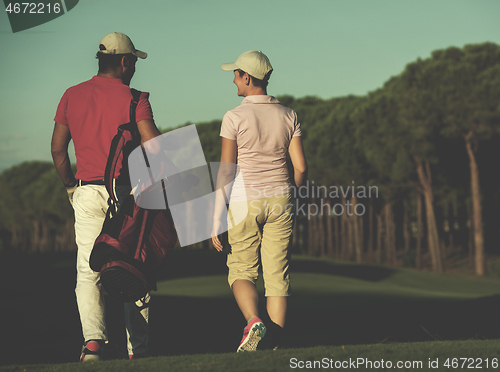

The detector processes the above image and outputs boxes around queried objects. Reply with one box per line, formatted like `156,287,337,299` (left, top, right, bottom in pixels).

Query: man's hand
51,122,77,189
66,184,78,206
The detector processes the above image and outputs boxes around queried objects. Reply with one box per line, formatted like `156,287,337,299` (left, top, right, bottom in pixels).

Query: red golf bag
89,89,177,303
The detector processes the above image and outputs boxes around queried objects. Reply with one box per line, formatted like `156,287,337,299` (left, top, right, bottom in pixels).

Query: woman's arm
212,137,237,251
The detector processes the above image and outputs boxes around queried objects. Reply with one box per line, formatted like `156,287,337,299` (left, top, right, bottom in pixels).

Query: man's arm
137,119,180,181
51,122,76,186
288,136,308,187
137,119,161,144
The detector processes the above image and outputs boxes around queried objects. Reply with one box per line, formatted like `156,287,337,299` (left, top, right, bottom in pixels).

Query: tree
404,43,500,275
0,161,73,251
393,59,447,273
352,87,415,266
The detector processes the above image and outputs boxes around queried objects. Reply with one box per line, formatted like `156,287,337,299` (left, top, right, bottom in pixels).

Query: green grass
2,340,500,371
155,257,500,300
1,250,500,368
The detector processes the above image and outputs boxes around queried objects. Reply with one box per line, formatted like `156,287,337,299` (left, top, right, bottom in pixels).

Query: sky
0,0,499,174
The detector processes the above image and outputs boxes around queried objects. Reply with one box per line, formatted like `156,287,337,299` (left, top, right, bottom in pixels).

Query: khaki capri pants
227,193,295,297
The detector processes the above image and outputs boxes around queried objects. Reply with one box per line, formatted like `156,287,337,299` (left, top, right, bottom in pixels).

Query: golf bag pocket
90,193,177,303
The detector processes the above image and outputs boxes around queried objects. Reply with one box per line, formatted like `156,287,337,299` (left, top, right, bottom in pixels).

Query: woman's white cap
222,50,272,80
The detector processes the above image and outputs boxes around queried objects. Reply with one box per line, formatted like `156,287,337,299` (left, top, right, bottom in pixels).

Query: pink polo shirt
220,95,302,201
54,76,153,181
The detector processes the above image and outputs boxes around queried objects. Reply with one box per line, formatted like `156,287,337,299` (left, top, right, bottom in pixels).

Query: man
51,32,161,362
212,50,308,351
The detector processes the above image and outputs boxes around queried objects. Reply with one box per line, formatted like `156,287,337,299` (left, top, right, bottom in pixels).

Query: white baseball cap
98,32,147,59
221,50,272,80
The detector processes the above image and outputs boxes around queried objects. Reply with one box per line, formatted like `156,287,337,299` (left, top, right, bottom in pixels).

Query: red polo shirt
54,76,153,181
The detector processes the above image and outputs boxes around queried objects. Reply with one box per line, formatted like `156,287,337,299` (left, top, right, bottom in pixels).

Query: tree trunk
367,197,374,263
376,212,383,264
348,214,355,261
468,216,474,271
318,206,326,257
292,218,299,251
32,220,40,253
352,196,363,263
334,214,340,259
390,204,396,265
384,203,396,265
440,238,446,265
359,202,364,262
403,207,410,253
325,198,335,257
448,219,454,252
341,198,348,259
414,155,443,273
301,204,309,255
11,225,19,249
464,134,485,276
416,193,423,270
308,216,316,256
41,219,50,252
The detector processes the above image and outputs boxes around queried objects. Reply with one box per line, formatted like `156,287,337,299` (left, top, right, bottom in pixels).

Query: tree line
280,42,500,276
0,162,76,252
1,42,499,276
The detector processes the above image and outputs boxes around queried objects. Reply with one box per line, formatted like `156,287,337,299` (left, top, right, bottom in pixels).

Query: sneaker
80,340,103,362
129,353,147,360
237,317,266,352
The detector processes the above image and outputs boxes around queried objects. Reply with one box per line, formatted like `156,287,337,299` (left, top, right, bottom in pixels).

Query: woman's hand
211,219,224,252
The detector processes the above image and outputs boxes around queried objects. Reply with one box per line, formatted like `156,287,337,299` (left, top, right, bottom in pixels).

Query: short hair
237,69,272,89
95,50,135,73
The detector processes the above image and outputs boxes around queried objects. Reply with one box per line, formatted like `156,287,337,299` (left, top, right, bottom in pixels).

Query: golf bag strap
104,88,142,208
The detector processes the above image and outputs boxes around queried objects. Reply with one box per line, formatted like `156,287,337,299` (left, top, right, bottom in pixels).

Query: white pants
73,184,149,356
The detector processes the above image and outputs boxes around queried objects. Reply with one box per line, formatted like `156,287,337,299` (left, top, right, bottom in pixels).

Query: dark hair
237,69,272,89
95,51,135,73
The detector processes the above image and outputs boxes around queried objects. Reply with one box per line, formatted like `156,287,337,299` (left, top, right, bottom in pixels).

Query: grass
2,340,500,371
1,249,500,369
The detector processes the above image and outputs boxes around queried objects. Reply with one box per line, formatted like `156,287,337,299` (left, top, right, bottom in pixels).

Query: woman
212,50,308,352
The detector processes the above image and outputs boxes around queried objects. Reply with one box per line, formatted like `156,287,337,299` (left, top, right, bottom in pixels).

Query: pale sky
1,0,499,173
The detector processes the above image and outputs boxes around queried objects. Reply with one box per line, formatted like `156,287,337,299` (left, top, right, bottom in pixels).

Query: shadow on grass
0,249,499,366
156,250,396,282
289,259,395,282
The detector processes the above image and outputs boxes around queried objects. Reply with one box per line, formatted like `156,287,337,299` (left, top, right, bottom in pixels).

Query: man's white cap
221,50,272,80
98,32,147,59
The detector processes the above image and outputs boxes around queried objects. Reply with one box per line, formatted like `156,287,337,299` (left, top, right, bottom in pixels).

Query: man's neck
97,71,121,78
97,71,129,85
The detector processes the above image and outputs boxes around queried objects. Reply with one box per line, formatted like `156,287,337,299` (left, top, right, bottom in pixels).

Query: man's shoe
80,340,103,362
237,317,266,352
